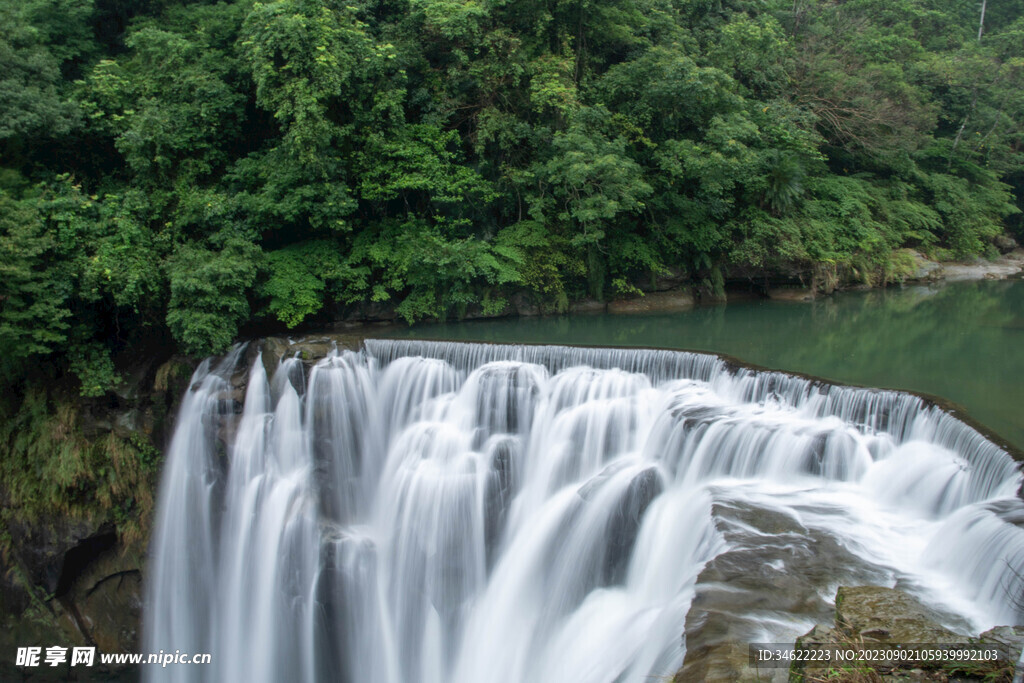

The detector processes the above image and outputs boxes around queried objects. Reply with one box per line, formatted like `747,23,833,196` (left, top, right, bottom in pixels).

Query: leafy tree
0,196,73,373
0,0,1019,388
0,4,80,142
166,236,258,356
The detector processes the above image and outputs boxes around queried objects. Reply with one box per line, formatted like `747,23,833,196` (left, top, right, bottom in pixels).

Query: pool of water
386,279,1024,451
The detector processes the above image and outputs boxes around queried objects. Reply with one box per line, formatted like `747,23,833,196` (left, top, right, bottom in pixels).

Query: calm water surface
386,279,1024,451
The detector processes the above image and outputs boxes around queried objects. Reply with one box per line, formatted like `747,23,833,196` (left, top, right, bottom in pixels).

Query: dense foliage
1,0,1022,393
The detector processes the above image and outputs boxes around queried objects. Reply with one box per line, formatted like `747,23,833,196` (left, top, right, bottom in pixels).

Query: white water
144,340,1024,682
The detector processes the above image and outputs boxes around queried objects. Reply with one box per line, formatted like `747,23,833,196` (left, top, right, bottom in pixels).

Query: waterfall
144,340,1024,682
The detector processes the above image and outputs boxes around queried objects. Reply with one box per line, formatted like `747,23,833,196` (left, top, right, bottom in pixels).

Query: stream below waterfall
144,338,1024,682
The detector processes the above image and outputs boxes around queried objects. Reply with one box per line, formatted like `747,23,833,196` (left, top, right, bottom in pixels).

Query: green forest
1,0,1022,396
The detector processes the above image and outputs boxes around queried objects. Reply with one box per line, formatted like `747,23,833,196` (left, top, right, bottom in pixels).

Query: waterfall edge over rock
144,339,1024,683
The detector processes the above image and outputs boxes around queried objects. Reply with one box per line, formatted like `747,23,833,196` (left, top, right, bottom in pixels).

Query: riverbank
609,248,1024,312
312,247,1024,326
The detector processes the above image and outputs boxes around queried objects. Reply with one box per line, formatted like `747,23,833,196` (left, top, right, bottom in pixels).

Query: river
385,279,1024,451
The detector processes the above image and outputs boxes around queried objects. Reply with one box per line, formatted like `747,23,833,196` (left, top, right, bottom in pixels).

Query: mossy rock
834,586,967,645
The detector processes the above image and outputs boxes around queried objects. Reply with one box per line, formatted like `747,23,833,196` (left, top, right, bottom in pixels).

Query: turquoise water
386,279,1024,451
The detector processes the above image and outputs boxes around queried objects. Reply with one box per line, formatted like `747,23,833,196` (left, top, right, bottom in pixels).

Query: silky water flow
144,340,1024,683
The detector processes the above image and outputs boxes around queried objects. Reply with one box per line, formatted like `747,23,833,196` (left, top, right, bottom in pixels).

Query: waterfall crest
144,340,1024,682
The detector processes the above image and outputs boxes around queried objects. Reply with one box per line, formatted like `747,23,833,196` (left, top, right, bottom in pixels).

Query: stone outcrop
832,586,968,645
790,586,1019,682
607,289,695,314
994,235,1019,254
940,248,1024,281
0,354,195,680
568,298,607,314
672,497,890,683
766,287,816,302
905,250,946,282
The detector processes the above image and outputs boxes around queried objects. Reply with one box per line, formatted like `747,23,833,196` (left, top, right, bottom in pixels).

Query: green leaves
0,196,72,364
0,3,80,141
545,107,652,246
166,237,259,356
68,341,120,398
241,0,388,167
258,240,348,328
358,124,495,206
413,0,489,41
763,151,807,215
528,53,579,115
346,220,523,322
599,47,742,142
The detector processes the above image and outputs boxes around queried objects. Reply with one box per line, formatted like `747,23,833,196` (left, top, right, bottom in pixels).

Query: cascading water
144,339,1024,682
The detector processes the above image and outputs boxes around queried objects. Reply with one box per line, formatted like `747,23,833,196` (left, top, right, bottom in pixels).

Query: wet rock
5,517,102,598
835,586,967,644
675,640,785,682
511,291,540,316
788,586,998,683
674,499,886,683
607,290,695,314
260,337,293,376
111,407,154,439
75,567,143,654
653,267,690,292
602,467,663,585
569,298,607,314
977,625,1024,665
291,339,341,364
259,335,367,378
766,287,815,302
484,438,519,568
994,234,1019,254
905,251,945,282
941,249,1024,281
113,356,160,402
1,519,143,677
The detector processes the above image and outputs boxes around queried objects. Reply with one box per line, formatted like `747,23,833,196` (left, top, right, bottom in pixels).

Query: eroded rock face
766,287,815,302
568,298,607,314
71,557,144,655
673,500,892,683
257,334,365,373
905,250,946,282
941,251,1024,281
834,586,967,644
979,626,1024,667
994,234,1019,254
1,353,196,680
607,289,695,314
652,267,690,291
790,587,1023,682
1,520,145,680
511,291,541,316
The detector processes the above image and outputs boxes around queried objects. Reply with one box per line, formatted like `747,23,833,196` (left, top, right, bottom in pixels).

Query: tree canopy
1,0,1022,393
